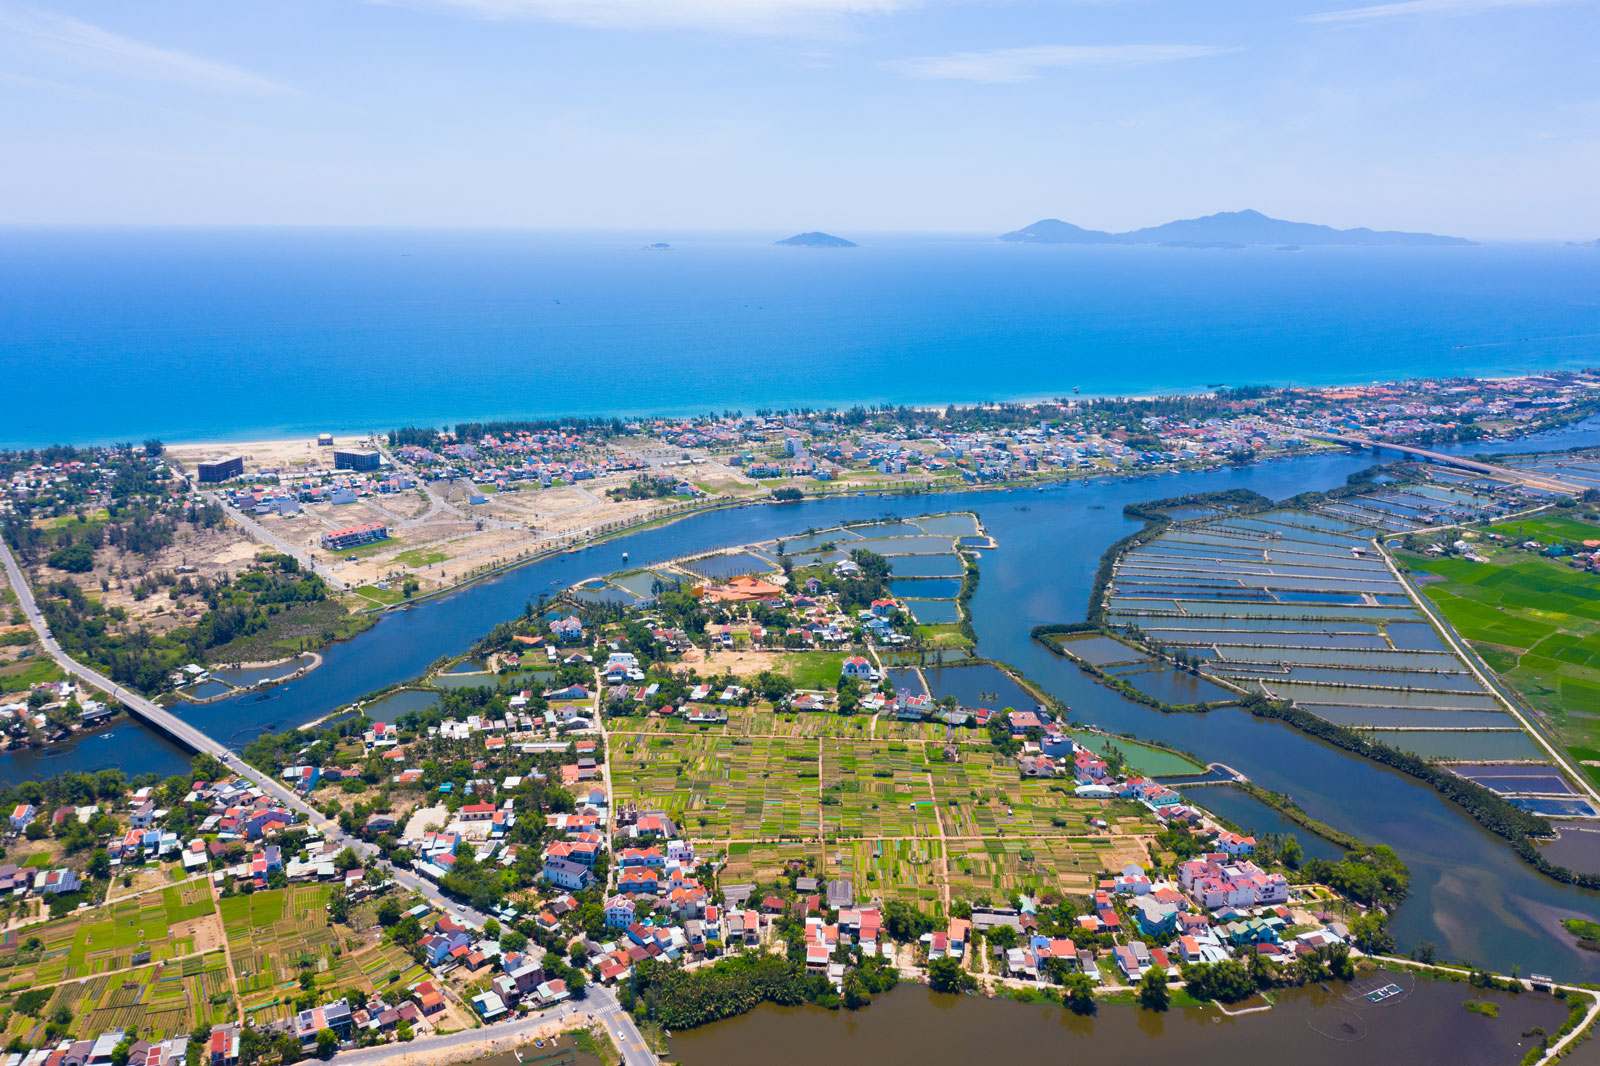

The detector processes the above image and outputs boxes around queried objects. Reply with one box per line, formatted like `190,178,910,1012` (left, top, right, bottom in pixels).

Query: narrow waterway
11,419,1600,978
667,977,1566,1066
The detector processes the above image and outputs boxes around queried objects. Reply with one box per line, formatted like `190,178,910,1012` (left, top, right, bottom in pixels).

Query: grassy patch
0,657,65,692
206,598,374,662
1403,540,1600,762
392,548,448,568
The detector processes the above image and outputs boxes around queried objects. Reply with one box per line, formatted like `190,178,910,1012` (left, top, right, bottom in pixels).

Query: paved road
2,537,658,1062
332,986,655,1066
1298,431,1586,493
204,491,341,583
0,537,484,923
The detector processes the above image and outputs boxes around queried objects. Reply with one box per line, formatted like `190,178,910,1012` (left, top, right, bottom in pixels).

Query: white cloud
1304,0,1574,24
891,44,1235,84
0,5,296,95
394,0,905,33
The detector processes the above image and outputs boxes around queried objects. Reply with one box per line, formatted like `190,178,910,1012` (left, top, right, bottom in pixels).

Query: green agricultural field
221,884,384,1021
608,724,1156,912
1404,539,1600,785
0,952,235,1047
0,884,216,987
393,547,448,568
0,657,66,692
780,651,848,690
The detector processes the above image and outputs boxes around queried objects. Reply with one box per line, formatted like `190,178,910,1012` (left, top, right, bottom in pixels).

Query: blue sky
0,0,1596,238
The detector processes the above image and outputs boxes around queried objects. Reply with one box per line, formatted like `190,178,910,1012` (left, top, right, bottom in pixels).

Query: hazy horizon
2,1,1598,240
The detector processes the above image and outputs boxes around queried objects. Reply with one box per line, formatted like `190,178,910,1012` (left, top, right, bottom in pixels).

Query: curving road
1,537,657,1064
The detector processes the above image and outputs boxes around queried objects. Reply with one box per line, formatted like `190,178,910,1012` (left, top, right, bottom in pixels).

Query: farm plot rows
1,951,233,1048
0,881,216,988
608,728,1150,913
221,885,375,1022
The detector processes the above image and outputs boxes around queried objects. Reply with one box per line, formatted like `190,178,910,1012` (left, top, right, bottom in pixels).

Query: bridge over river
1300,431,1586,494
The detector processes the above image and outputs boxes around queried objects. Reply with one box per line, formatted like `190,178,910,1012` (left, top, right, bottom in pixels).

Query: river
11,422,1600,979
667,976,1568,1066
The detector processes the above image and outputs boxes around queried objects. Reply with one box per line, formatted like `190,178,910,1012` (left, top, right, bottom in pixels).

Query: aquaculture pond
889,578,963,599
1185,784,1349,863
362,689,438,723
923,664,1035,713
908,600,961,624
211,655,313,686
17,436,1600,980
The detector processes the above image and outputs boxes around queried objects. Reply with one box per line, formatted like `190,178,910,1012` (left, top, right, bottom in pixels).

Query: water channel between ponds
11,425,1600,982
668,977,1566,1066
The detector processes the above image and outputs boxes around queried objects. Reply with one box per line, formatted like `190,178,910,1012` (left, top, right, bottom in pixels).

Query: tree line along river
11,421,1600,985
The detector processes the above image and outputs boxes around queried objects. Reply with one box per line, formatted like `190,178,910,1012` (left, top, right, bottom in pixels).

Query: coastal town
2,372,1600,1065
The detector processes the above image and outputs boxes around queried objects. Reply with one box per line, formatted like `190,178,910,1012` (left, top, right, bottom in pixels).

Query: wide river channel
667,974,1570,1066
10,419,1600,984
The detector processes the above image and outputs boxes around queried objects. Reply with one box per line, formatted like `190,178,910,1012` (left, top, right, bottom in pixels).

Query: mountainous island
1569,238,1599,248
776,231,857,247
1000,209,1475,247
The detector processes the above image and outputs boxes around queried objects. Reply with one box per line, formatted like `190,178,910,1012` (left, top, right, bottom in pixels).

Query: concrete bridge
1301,431,1586,494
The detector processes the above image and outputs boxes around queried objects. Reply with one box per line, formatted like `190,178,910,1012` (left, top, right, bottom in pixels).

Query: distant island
776,231,857,248
643,242,672,251
1569,238,1599,248
1000,209,1475,247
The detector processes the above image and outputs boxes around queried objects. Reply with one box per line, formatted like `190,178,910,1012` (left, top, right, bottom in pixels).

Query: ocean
2,227,1598,447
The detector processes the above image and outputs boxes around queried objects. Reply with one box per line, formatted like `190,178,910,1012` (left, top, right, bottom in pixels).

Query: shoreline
43,366,1597,455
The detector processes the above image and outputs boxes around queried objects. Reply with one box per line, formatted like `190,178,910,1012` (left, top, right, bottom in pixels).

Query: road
204,491,341,583
2,536,660,1063
332,986,654,1066
1298,431,1586,494
0,537,486,924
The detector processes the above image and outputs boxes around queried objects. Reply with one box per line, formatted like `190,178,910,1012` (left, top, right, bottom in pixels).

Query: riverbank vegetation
619,951,899,1029
1239,694,1600,890
32,554,369,694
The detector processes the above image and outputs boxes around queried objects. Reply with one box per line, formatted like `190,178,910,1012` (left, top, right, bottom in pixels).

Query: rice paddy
1400,509,1600,789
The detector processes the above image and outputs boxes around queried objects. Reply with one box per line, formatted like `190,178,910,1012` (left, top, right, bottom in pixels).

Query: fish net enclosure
1306,970,1416,1043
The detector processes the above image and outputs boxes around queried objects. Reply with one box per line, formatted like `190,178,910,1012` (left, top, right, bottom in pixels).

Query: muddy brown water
668,976,1568,1066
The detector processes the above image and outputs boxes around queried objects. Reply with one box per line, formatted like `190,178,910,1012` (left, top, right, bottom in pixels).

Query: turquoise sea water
3,228,1598,446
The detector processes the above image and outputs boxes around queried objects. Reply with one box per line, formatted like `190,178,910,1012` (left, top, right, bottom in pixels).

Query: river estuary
9,421,1600,987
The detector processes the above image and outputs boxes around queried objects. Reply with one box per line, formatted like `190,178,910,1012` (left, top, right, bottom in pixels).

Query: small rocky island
775,231,857,247
642,242,672,251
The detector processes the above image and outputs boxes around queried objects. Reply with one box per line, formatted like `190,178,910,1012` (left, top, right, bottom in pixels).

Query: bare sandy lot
167,435,377,481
